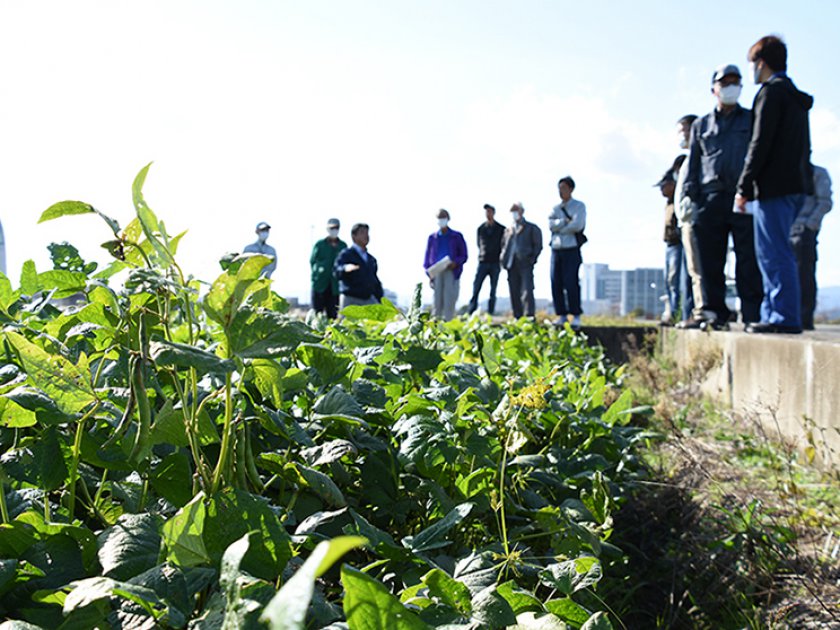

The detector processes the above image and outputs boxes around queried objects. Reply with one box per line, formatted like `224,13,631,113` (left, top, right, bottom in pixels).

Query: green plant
0,165,654,628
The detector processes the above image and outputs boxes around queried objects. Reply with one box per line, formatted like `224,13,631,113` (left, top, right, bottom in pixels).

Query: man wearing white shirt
548,176,586,329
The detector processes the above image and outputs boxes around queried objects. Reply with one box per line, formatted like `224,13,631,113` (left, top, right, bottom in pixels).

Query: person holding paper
424,209,468,321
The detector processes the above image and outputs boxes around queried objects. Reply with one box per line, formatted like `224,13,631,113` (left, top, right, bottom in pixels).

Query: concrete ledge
659,328,840,470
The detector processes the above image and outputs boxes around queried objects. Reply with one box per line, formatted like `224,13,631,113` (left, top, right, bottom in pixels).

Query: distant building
582,263,665,318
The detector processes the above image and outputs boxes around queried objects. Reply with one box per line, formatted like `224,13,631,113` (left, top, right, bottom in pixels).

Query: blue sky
1,1,838,307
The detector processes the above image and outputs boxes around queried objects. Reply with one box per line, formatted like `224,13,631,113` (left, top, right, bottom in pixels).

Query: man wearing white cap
243,221,277,278
310,218,347,318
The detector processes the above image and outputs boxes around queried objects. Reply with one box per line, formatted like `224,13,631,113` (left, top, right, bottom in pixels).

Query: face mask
678,134,689,150
438,218,449,229
257,230,269,242
719,84,741,105
328,228,339,238
512,212,522,223
751,61,762,84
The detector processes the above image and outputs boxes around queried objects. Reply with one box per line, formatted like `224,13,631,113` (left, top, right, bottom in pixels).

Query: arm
423,234,435,272
530,224,543,263
682,118,703,203
810,167,833,230
451,232,468,267
548,207,564,233
558,201,586,233
737,86,782,200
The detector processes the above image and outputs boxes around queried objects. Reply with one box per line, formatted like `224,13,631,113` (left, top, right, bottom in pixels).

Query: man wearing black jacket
334,223,384,309
468,204,505,315
736,35,813,334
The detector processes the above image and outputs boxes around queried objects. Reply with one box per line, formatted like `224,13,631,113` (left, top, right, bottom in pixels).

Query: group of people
423,176,587,326
658,34,832,334
243,177,589,326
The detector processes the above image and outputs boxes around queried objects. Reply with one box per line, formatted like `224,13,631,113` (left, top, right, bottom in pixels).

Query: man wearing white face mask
424,209,468,320
243,221,277,278
501,203,543,318
310,218,347,319
682,64,763,330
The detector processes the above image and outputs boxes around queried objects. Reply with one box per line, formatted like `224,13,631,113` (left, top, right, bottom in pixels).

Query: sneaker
570,316,582,330
676,318,704,329
700,319,729,331
745,322,802,334
551,317,566,327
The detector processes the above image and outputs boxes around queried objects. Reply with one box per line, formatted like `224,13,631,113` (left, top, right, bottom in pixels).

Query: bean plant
0,165,652,629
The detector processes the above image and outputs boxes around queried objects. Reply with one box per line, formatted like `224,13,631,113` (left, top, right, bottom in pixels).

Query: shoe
570,316,582,330
700,319,729,331
745,323,802,334
676,318,704,329
658,320,673,327
552,317,566,327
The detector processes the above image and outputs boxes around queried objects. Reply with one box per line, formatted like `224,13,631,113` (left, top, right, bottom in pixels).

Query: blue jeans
753,195,804,327
664,243,693,321
468,262,501,314
551,248,582,316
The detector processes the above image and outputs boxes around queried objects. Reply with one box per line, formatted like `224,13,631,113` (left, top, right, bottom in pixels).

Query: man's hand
447,262,456,270
734,194,748,213
344,263,360,272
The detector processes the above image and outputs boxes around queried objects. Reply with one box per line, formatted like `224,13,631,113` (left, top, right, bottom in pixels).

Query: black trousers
312,286,339,319
468,262,501,314
790,226,818,329
693,192,763,323
507,259,535,318
550,247,582,316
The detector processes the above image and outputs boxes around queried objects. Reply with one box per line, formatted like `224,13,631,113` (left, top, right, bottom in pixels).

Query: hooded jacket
737,74,814,200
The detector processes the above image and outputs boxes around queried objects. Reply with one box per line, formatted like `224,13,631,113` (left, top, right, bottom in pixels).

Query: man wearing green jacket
310,218,347,318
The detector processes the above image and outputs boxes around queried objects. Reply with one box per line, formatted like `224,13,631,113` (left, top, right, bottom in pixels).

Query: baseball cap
483,203,495,212
326,218,340,228
256,221,271,231
712,64,741,84
654,170,675,187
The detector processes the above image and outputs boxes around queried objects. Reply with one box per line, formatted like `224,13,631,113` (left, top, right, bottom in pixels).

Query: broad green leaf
150,452,194,507
288,463,347,508
581,611,614,630
149,400,190,448
341,565,430,630
0,274,12,313
127,563,198,625
250,358,285,408
601,389,634,426
37,269,88,297
0,398,37,428
19,260,39,295
497,581,545,614
228,307,317,358
150,339,235,374
132,163,173,265
33,426,67,490
261,536,366,630
204,257,271,329
297,343,351,384
202,489,293,580
421,569,472,616
5,332,97,415
98,513,162,580
340,299,401,322
401,503,474,553
312,387,365,424
300,440,358,467
539,557,602,596
161,493,210,567
545,597,591,626
39,200,95,223
471,585,517,628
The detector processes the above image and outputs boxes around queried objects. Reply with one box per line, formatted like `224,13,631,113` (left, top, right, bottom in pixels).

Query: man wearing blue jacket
334,223,384,309
736,35,814,334
683,64,763,330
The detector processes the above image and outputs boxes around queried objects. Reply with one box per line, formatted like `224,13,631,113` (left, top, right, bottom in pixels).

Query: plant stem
68,401,101,519
0,474,9,524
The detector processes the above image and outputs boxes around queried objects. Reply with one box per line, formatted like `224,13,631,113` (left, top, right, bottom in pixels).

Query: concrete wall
659,329,840,470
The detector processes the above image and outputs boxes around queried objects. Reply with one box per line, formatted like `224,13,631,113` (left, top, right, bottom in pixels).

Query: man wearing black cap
682,63,763,330
310,218,347,318
243,221,277,278
468,204,505,315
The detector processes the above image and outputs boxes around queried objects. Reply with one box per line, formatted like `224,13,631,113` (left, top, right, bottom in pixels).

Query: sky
1,1,839,308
